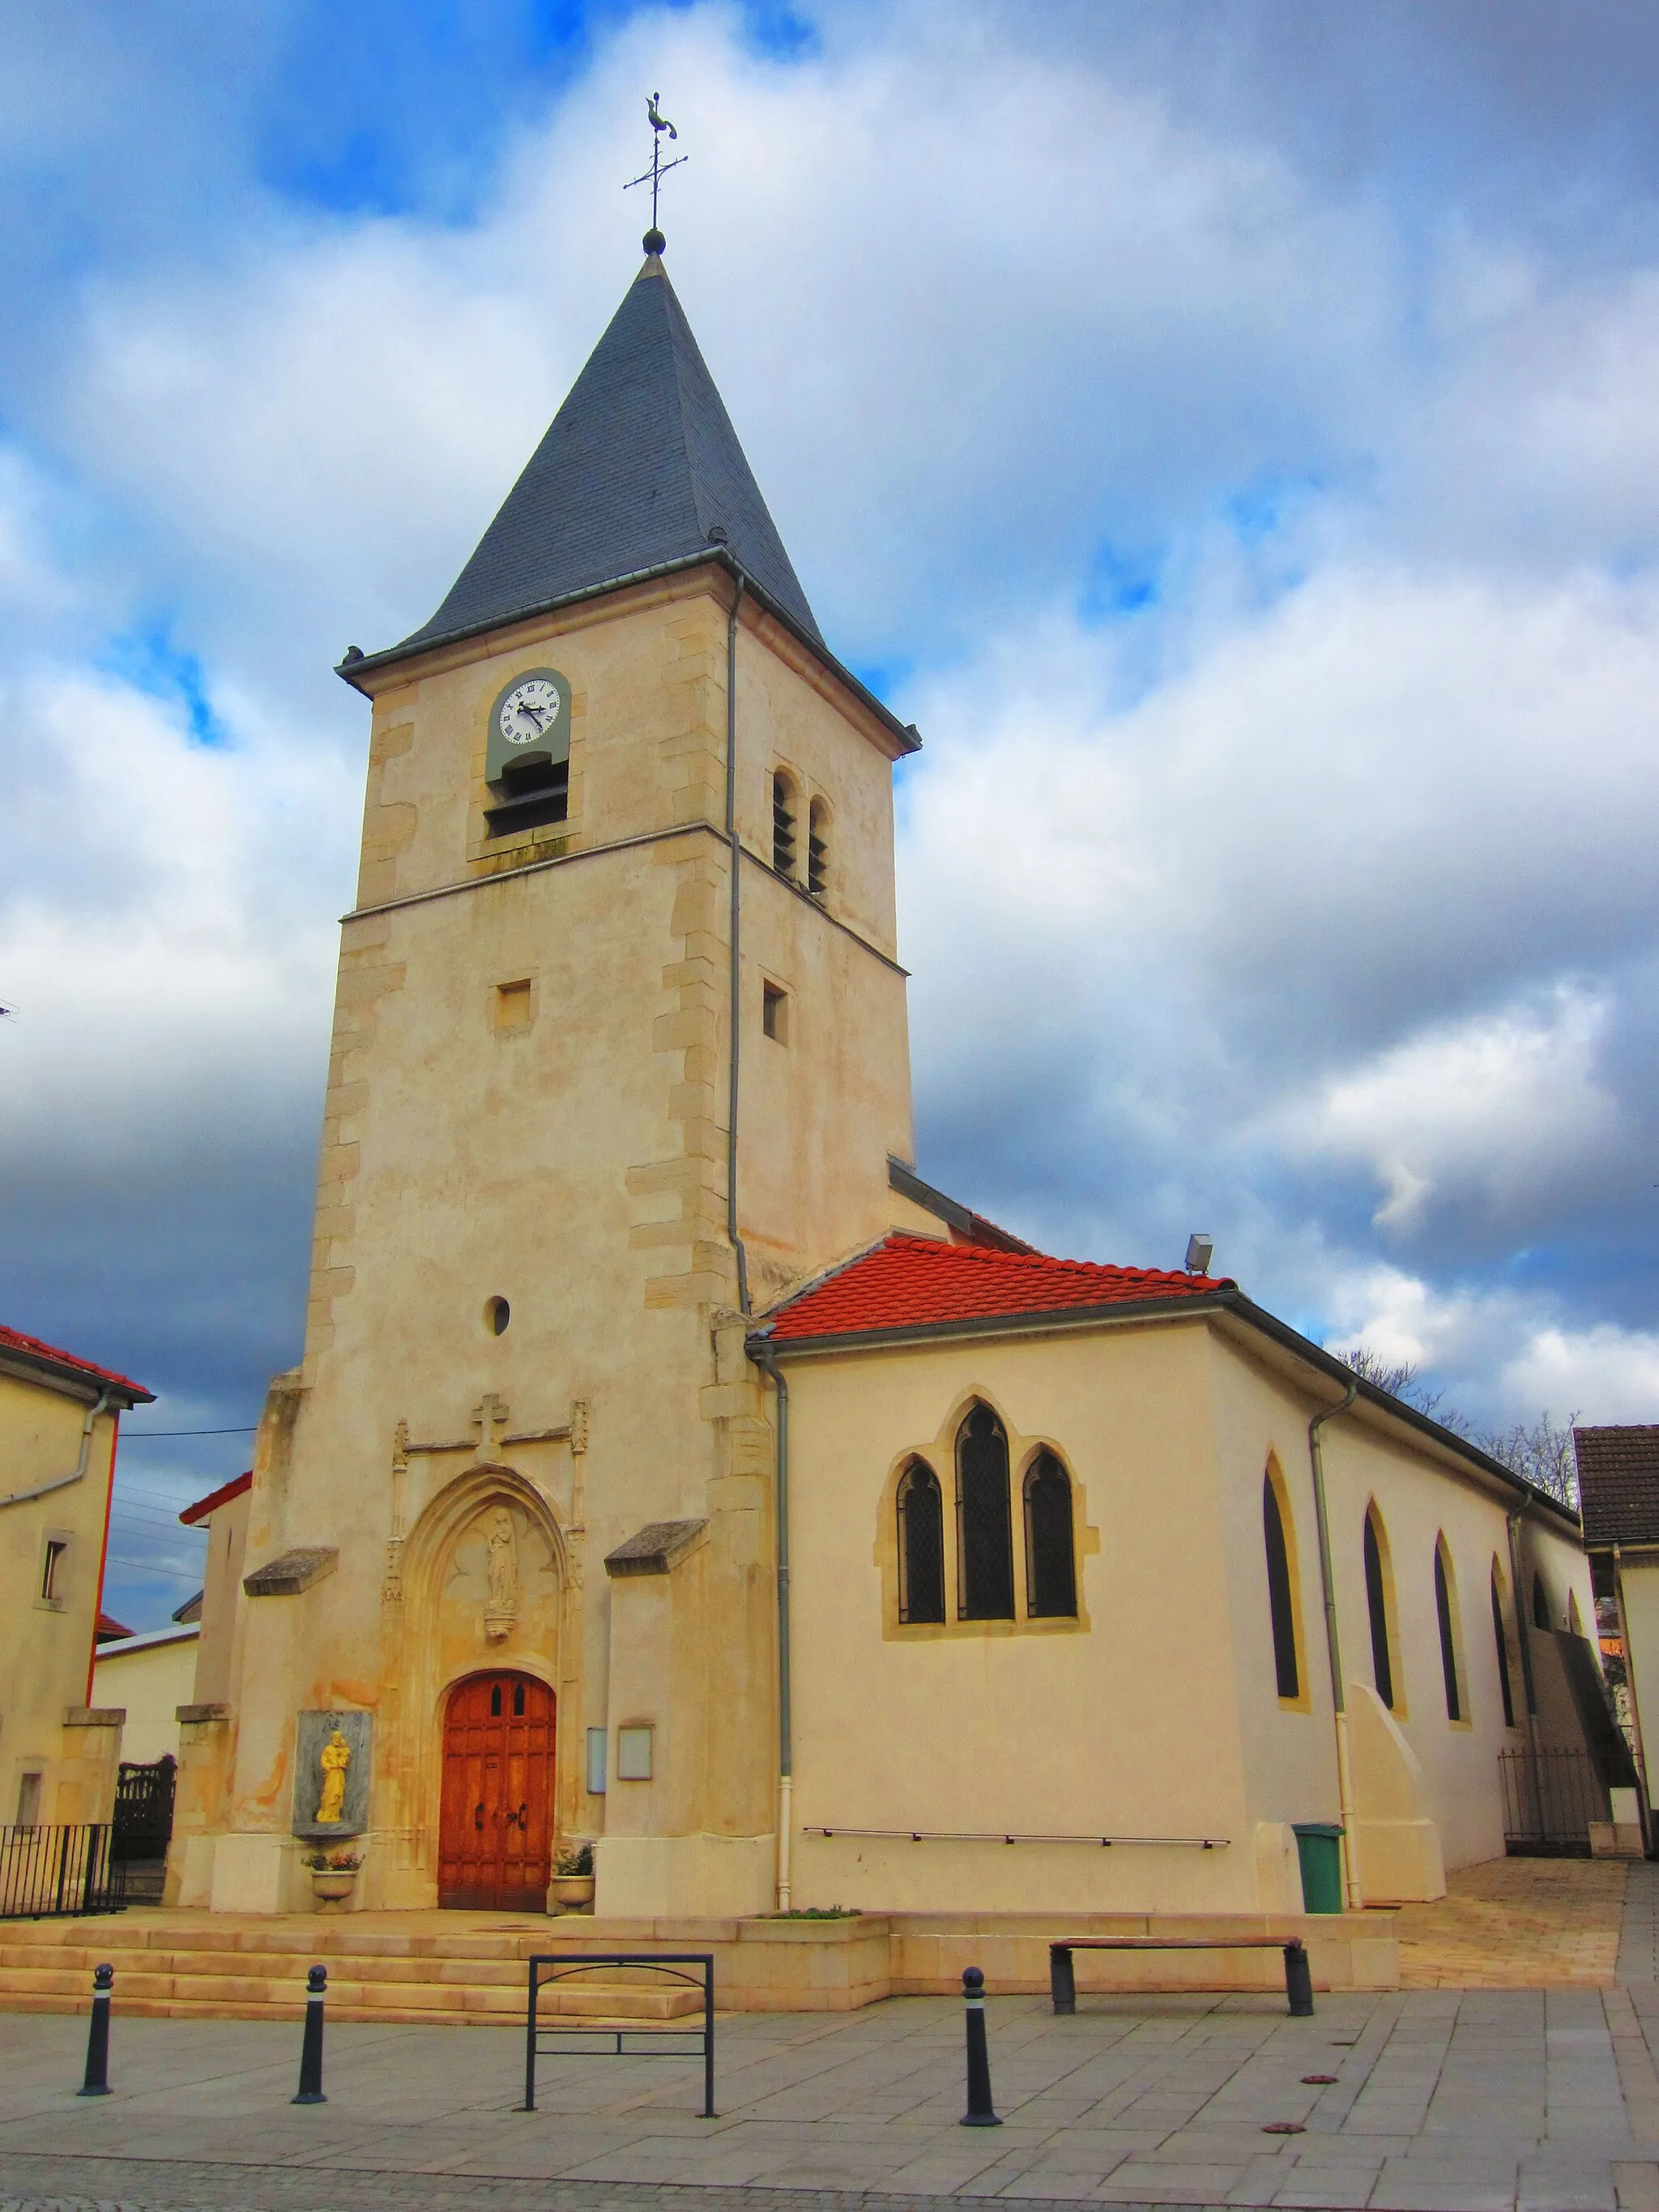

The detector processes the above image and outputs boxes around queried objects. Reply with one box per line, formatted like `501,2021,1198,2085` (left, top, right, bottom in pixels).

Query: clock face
499,676,562,747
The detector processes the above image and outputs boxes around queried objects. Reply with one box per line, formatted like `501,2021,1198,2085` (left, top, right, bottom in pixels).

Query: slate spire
389,255,821,658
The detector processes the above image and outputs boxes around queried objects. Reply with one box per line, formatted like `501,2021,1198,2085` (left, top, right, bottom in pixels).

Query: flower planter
309,1869,358,1907
550,1874,595,1912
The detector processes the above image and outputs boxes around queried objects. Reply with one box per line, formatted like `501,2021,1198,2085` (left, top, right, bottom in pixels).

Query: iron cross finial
625,91,688,255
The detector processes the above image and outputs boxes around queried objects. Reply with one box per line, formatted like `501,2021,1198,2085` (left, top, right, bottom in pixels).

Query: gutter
0,1385,113,1511
1306,1378,1362,1910
748,1339,793,1911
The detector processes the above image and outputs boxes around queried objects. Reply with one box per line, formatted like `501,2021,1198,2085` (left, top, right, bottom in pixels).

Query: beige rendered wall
92,1630,198,1767
191,1486,250,1707
0,1372,121,1825
1620,1558,1659,1813
210,567,918,1915
780,1319,1268,1916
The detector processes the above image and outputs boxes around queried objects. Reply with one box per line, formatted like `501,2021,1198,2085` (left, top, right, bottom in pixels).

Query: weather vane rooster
626,92,688,253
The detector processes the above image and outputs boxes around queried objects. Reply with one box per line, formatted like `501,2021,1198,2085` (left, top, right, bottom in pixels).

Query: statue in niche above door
484,1507,518,1641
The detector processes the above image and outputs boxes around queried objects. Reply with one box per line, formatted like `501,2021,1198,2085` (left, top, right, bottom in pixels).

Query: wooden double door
437,1672,555,1911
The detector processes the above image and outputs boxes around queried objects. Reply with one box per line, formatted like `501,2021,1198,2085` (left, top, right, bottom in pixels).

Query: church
165,235,1607,1946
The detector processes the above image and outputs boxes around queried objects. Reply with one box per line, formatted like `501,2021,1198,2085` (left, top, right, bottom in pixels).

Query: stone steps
0,1927,706,2028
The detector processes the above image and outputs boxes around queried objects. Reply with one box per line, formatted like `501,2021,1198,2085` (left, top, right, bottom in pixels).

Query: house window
1491,1563,1516,1728
1533,1572,1551,1630
1262,1472,1300,1701
956,1403,1014,1621
1363,1506,1400,1712
772,772,797,878
1023,1452,1077,1617
41,1538,67,1604
1434,1536,1464,1723
762,981,789,1043
897,1460,945,1624
808,799,829,900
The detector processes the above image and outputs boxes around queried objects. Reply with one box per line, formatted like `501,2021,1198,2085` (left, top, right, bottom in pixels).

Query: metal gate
1499,1747,1610,1856
113,1756,177,1903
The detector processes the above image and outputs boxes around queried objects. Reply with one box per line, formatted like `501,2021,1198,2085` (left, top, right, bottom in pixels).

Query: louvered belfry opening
957,1403,1015,1620
1023,1451,1077,1617
807,799,828,899
773,772,797,877
897,1459,946,1624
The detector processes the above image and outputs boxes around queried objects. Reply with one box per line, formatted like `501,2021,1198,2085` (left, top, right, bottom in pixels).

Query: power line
122,1426,257,1439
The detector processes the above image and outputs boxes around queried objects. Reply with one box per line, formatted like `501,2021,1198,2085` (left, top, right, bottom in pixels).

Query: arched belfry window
956,1403,1014,1620
1363,1506,1399,1712
897,1460,945,1625
1023,1452,1077,1617
1491,1562,1516,1728
1263,1471,1300,1700
1434,1536,1463,1723
772,771,797,879
808,799,829,900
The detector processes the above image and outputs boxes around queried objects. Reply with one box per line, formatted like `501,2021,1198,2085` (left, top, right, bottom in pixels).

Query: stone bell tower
187,245,933,1919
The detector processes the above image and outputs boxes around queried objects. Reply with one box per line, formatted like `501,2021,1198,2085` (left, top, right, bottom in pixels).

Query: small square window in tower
762,982,789,1043
772,773,797,878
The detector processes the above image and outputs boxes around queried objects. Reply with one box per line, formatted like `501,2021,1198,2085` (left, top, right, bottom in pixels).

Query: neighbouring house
91,1622,200,1767
164,240,1611,1926
0,1323,152,1828
1573,1424,1659,1852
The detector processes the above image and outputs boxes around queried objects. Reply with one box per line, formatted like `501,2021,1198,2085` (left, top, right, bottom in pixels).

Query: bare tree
1335,1345,1579,1510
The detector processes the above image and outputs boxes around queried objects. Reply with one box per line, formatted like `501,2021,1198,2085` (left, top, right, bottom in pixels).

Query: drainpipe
1307,1379,1362,1909
0,1385,113,1511
751,1339,792,1910
724,572,751,1317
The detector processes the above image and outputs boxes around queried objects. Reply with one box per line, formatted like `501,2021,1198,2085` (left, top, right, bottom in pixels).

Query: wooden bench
1050,1937,1314,2018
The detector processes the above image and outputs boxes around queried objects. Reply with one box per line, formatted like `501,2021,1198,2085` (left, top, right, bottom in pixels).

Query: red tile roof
760,1233,1234,1346
1575,1426,1659,1545
180,1469,253,1527
0,1323,151,1403
96,1611,134,1642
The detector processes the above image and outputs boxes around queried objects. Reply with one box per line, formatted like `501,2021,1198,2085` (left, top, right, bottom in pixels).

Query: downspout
87,1405,122,1706
724,572,751,1317
0,1384,113,1511
751,1339,792,1909
1307,1379,1362,1909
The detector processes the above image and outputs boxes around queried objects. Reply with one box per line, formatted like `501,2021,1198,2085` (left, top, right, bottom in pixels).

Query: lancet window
897,1460,945,1625
1262,1470,1300,1701
956,1402,1015,1621
1363,1505,1400,1712
1491,1562,1516,1728
1022,1451,1077,1617
1434,1536,1464,1723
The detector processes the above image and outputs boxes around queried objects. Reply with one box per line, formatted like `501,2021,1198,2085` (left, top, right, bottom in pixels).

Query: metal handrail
524,1950,714,2117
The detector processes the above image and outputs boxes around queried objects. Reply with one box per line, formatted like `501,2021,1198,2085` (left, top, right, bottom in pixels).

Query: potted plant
302,1848,363,1907
550,1840,595,1911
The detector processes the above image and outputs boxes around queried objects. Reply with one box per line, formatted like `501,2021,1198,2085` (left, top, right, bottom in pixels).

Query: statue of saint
316,1727,351,1825
484,1507,518,1639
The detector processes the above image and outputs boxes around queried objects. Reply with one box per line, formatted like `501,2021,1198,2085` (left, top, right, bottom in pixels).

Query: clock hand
517,703,548,731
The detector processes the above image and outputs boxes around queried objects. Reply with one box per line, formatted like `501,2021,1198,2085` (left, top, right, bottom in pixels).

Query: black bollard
959,1966,1002,2127
1282,1940,1314,2018
292,1964,327,2104
77,1963,113,2096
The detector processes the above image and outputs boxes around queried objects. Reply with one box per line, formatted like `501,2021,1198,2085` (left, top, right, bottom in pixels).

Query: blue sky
4,0,1659,1626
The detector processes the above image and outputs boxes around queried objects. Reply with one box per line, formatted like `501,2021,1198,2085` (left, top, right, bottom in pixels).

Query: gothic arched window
1491,1562,1516,1729
1363,1505,1399,1712
1434,1536,1463,1723
1263,1470,1300,1701
956,1403,1014,1620
1533,1572,1551,1630
1023,1452,1077,1617
897,1460,945,1625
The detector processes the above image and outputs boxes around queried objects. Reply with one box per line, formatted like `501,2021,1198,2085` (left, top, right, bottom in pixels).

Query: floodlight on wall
1184,1234,1214,1276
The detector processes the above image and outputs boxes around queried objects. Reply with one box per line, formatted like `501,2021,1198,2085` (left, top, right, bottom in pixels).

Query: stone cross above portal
471,1393,510,1460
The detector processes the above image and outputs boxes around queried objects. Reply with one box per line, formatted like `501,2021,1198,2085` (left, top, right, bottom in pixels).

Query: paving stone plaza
4,1867,1659,2212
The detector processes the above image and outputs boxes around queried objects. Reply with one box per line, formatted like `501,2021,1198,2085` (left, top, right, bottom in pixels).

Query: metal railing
1499,1747,1610,1857
0,1824,126,1919
524,1951,714,2116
